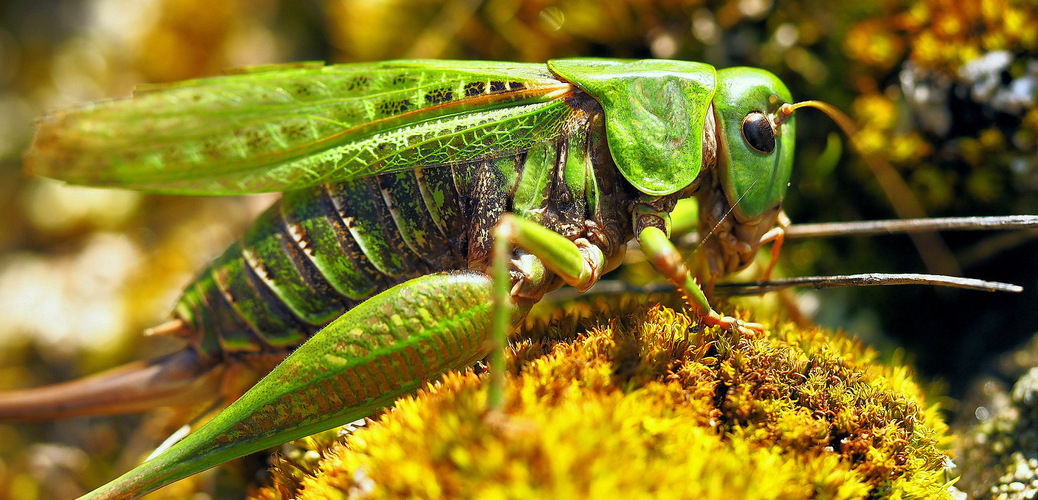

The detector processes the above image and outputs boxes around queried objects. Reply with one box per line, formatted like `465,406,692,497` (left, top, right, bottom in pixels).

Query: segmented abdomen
174,164,472,359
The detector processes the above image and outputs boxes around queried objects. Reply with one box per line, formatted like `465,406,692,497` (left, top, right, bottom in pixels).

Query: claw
693,308,765,337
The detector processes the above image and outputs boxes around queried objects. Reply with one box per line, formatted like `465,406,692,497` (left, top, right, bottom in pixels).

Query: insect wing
26,60,576,195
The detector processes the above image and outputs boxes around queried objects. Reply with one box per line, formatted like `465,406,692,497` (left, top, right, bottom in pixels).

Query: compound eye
742,111,776,154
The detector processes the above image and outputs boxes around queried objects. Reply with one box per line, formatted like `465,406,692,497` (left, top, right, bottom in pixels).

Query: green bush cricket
1,58,1028,499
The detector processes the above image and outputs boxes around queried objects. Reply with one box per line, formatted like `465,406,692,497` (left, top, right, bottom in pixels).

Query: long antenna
713,273,1022,295
676,215,1038,247
783,215,1038,239
776,100,962,278
545,272,1023,304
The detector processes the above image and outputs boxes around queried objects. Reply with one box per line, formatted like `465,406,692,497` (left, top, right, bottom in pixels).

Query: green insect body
2,59,800,498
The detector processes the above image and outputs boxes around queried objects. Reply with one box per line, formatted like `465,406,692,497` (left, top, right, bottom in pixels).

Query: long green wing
26,60,576,195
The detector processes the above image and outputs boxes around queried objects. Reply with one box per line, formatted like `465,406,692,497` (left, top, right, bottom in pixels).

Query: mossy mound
251,305,952,499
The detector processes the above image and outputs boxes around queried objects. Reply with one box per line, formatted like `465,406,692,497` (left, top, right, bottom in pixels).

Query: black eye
742,112,776,154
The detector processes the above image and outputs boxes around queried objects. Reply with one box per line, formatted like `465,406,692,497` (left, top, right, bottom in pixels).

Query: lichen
251,304,953,500
954,333,1038,499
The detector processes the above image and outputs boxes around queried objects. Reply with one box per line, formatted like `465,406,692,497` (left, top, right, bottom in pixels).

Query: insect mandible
0,58,1002,499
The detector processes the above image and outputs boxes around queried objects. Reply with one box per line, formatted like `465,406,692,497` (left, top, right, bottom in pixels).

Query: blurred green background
0,0,1035,498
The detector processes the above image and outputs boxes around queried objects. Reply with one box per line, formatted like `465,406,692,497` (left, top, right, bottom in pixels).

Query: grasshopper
0,59,1026,499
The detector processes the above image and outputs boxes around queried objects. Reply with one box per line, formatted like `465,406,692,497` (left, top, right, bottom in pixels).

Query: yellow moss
851,0,1038,75
852,93,899,131
251,305,953,500
843,0,1037,212
843,21,905,70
